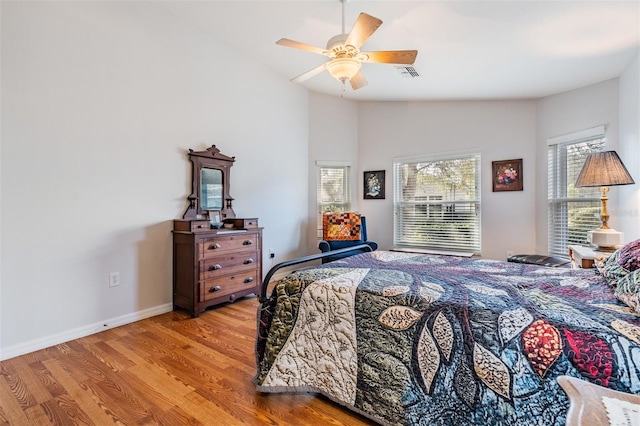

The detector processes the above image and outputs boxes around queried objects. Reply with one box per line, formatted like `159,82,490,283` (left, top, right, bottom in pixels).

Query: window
548,130,605,257
393,152,481,253
317,162,351,237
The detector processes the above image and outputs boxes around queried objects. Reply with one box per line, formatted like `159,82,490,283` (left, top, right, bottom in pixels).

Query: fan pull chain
340,0,347,99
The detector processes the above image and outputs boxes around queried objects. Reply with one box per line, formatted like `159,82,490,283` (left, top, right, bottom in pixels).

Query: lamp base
588,229,623,252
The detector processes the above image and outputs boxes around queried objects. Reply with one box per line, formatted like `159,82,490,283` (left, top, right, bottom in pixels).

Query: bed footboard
259,244,373,302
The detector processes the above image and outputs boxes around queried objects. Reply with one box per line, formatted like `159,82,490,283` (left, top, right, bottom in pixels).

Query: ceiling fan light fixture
326,58,361,82
276,0,417,91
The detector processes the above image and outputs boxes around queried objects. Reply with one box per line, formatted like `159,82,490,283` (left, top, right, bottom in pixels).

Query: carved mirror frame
182,145,236,220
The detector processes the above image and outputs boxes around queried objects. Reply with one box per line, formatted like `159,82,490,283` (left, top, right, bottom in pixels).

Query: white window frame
316,161,351,237
547,127,605,257
393,152,481,254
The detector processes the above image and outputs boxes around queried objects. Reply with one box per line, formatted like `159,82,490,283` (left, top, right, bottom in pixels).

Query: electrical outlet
109,272,120,287
269,248,275,259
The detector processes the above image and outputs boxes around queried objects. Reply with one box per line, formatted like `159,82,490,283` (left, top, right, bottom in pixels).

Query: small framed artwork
364,170,385,199
492,159,523,192
209,210,222,228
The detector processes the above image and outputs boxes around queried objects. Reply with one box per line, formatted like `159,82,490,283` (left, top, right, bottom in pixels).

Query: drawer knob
208,264,222,271
243,240,253,246
209,243,221,250
209,285,222,293
244,258,254,264
244,277,254,283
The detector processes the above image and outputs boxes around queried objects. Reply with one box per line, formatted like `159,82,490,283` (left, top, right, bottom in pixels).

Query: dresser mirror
200,168,223,210
182,145,236,220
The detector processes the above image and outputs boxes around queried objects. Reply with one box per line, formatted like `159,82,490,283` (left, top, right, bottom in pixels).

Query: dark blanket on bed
254,251,640,425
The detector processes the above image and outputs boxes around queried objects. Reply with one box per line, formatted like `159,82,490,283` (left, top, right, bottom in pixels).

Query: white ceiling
156,1,640,101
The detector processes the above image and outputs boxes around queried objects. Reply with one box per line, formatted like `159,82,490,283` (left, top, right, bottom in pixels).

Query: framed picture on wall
492,159,523,192
364,170,385,199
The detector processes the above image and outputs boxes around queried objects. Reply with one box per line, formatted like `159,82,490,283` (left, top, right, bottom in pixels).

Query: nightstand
568,245,612,269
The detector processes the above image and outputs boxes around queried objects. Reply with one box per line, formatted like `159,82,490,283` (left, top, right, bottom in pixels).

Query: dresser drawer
200,252,258,279
225,218,259,229
200,234,259,258
200,269,258,301
174,219,210,233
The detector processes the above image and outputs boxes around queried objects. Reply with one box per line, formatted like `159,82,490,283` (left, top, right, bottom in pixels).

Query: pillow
618,238,640,272
614,268,640,314
322,212,362,241
596,250,628,286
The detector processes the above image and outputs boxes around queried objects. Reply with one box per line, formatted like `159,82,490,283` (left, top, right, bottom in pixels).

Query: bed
254,244,640,425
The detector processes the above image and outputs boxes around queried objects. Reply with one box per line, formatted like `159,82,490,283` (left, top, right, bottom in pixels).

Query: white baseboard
0,303,174,361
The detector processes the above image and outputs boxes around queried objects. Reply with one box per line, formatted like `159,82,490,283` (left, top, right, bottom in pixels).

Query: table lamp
575,150,635,251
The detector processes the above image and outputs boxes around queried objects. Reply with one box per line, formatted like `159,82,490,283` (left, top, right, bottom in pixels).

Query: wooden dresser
173,221,262,317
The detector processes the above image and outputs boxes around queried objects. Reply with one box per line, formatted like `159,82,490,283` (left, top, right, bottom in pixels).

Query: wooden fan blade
350,71,368,90
276,38,328,56
360,50,418,65
344,13,382,49
291,63,327,83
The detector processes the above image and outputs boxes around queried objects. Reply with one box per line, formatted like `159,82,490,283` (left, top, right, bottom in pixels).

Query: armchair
318,212,378,263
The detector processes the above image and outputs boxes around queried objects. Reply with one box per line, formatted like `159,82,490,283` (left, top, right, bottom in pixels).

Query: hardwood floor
0,296,372,425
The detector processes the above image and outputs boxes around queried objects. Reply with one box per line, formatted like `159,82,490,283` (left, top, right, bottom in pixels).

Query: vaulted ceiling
157,1,640,101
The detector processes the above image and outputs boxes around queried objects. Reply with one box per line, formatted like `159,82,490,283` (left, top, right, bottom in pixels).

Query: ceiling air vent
395,66,421,78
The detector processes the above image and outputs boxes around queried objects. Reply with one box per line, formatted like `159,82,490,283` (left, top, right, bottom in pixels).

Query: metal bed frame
258,244,373,303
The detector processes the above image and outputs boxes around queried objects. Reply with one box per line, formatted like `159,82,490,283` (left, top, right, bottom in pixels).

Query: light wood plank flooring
0,296,372,425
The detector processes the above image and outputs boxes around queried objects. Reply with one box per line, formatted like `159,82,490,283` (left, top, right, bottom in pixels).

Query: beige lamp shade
575,151,635,187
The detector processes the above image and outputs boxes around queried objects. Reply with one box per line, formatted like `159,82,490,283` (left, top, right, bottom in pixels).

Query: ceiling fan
276,0,418,91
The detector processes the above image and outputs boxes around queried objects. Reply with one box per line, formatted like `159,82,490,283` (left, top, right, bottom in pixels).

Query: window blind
548,136,605,257
393,153,481,253
317,163,351,237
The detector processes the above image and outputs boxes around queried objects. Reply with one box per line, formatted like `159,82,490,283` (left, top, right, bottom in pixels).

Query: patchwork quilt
254,251,640,426
322,212,362,241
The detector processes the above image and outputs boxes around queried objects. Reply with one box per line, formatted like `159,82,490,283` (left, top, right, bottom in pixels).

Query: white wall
0,2,309,359
307,93,359,254
355,101,538,261
535,79,621,254
618,50,640,242
323,77,636,259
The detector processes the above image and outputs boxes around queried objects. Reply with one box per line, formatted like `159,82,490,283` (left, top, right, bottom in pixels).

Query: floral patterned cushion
614,269,640,314
596,250,628,286
618,238,640,272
